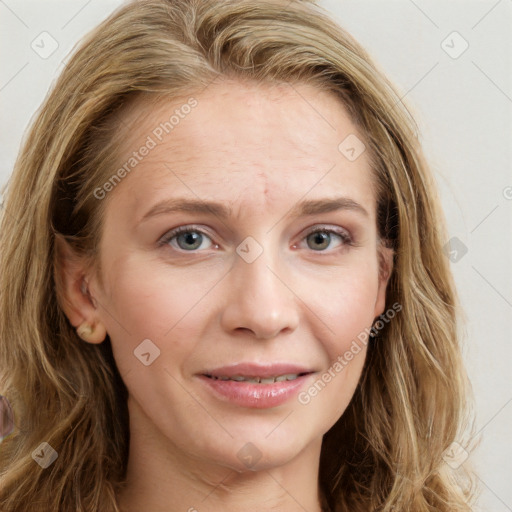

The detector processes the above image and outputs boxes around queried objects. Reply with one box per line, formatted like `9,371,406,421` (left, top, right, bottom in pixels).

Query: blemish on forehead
257,171,271,197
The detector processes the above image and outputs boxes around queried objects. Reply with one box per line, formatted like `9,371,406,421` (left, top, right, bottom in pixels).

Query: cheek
299,343,368,436
296,271,376,426
97,259,216,371
304,265,380,360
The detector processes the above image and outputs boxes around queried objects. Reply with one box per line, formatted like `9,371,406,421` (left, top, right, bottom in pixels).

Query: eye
300,227,353,252
158,225,354,254
159,226,216,252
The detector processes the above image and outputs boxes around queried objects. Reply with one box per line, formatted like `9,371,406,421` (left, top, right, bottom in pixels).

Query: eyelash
158,224,355,253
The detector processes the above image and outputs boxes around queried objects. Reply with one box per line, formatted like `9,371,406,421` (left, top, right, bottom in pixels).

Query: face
67,79,392,472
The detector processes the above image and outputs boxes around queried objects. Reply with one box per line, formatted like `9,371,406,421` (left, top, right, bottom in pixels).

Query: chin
198,429,316,473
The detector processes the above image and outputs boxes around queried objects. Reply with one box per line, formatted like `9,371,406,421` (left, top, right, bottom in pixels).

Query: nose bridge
220,238,299,339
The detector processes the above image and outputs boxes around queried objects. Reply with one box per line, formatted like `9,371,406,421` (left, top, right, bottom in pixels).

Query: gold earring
76,321,107,344
77,322,94,341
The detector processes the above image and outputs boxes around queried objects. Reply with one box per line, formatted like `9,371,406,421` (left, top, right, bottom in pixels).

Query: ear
373,244,394,318
54,233,107,344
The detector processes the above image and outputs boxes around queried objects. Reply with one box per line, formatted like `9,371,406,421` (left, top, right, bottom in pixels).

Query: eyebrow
138,196,369,224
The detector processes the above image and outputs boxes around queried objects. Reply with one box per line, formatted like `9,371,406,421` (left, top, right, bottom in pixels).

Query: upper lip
200,362,315,378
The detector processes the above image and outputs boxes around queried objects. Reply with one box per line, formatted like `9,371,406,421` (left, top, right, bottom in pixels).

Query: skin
58,79,393,512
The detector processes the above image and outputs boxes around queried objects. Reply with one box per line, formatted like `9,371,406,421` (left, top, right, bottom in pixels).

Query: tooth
210,374,303,383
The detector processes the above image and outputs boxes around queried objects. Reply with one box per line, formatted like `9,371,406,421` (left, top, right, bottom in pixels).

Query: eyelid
301,224,352,241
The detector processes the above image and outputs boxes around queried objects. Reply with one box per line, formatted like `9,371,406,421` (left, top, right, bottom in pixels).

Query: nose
220,245,300,340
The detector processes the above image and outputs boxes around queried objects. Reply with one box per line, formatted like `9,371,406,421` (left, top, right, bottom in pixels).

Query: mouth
196,363,316,408
202,372,312,384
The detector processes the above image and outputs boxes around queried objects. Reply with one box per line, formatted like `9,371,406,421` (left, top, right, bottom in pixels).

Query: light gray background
1,1,511,510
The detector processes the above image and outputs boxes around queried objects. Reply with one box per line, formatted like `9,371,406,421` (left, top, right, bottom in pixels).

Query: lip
197,362,316,409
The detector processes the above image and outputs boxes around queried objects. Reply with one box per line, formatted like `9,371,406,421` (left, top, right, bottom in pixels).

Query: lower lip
197,374,313,409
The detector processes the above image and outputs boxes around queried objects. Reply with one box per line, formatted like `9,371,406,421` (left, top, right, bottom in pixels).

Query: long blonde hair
0,0,478,510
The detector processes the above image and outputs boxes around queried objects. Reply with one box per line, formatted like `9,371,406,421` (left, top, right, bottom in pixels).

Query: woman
0,0,477,510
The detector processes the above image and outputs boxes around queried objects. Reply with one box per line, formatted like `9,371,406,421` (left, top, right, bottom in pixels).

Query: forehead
109,79,376,221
